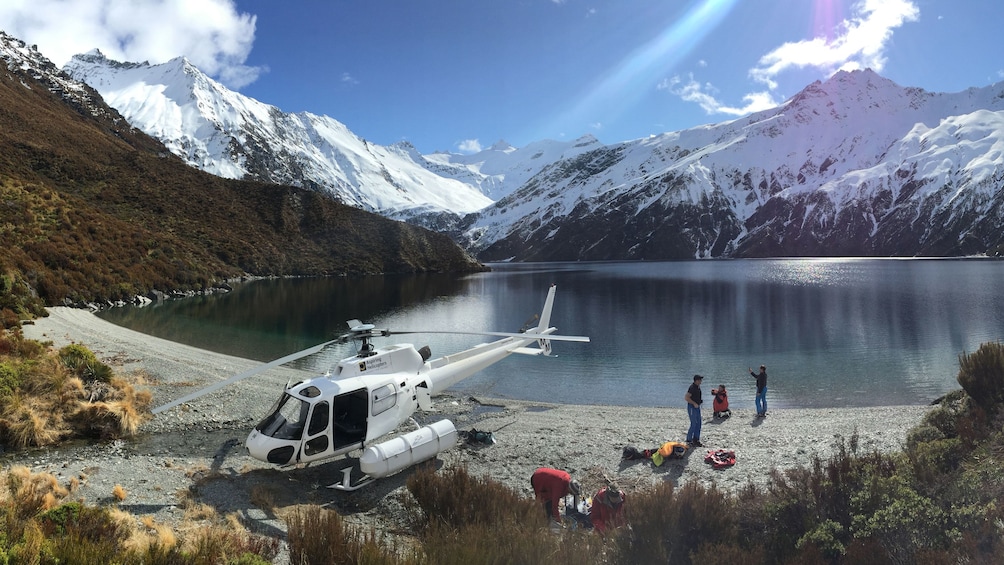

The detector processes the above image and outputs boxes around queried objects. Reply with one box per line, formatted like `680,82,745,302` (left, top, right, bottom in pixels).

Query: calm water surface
97,259,1004,409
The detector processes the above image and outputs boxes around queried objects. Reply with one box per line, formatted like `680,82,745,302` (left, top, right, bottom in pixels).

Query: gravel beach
14,307,934,548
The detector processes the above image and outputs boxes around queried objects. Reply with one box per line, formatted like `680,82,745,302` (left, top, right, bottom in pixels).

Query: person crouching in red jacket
531,467,580,523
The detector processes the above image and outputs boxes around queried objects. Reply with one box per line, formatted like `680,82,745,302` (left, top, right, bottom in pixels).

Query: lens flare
534,0,739,141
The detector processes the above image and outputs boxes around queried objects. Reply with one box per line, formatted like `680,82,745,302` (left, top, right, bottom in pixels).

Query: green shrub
36,502,125,543
957,341,1004,413
920,404,960,438
850,475,955,563
0,361,21,399
796,519,846,559
906,437,965,485
57,343,113,383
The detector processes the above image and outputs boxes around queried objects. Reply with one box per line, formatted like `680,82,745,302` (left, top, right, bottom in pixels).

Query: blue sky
1,0,1002,154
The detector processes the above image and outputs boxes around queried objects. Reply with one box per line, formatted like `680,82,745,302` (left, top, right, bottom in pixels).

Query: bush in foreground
957,340,1004,413
0,329,150,447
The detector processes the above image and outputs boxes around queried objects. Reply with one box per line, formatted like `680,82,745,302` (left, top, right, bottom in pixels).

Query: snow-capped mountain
0,33,143,138
464,70,1004,260
422,135,604,200
63,50,494,221
57,44,1004,259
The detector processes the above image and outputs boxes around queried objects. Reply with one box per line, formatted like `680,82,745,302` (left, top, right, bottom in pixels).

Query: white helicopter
151,284,589,490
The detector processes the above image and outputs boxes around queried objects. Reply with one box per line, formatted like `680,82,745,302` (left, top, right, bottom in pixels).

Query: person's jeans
755,387,767,415
687,404,701,442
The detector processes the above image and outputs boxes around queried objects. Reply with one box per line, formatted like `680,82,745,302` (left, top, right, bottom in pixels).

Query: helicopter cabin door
331,388,368,450
299,388,369,464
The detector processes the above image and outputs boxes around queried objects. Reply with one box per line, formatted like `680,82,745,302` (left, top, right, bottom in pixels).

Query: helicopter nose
246,429,297,465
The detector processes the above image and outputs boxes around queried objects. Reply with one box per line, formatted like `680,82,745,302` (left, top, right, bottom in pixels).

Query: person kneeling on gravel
590,482,626,534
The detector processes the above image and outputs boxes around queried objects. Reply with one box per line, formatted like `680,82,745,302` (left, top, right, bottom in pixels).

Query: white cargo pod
360,419,458,478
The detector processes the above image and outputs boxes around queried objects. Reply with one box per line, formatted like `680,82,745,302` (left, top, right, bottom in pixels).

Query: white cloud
661,75,778,117
0,0,261,88
341,72,359,86
672,0,919,118
457,139,482,153
749,0,919,89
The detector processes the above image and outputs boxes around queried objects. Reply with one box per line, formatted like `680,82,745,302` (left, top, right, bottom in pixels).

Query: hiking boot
692,441,704,447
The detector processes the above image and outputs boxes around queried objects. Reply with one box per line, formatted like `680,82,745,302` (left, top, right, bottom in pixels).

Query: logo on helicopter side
358,357,389,372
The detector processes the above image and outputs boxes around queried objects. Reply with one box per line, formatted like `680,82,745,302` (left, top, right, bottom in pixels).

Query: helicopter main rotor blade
391,330,590,342
151,338,340,415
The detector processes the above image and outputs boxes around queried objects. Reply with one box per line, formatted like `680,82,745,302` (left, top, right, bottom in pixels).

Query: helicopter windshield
254,393,309,440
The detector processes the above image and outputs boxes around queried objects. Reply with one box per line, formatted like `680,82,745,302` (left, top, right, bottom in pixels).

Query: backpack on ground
704,449,736,469
651,441,688,466
462,428,495,445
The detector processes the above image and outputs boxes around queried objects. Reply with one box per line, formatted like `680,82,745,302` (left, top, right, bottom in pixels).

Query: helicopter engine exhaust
359,419,458,479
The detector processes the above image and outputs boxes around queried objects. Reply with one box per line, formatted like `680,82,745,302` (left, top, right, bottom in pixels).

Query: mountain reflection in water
97,259,1004,409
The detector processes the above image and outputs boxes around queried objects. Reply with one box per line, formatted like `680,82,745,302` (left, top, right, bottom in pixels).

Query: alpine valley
59,46,1004,261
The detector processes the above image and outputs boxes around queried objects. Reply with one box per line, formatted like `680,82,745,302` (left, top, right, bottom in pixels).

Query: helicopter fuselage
245,331,554,467
151,284,587,485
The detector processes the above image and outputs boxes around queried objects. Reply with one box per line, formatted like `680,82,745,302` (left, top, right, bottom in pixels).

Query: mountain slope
63,51,494,221
0,32,483,311
60,46,1003,261
465,70,1004,260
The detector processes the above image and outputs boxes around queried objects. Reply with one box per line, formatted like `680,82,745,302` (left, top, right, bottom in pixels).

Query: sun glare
537,0,739,141
812,0,847,42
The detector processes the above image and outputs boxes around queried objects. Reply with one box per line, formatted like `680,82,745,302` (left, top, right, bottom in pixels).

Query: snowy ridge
465,70,1004,260
63,50,493,219
10,29,1001,260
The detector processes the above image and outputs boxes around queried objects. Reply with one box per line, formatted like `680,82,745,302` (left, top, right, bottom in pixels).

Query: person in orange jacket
590,483,626,533
712,384,731,418
530,467,581,522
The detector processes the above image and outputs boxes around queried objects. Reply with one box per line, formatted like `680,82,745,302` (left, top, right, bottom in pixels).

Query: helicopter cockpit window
299,386,321,398
308,401,329,436
254,393,309,440
371,383,397,416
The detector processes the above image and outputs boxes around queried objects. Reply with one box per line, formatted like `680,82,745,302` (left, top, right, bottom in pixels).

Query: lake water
97,259,1004,409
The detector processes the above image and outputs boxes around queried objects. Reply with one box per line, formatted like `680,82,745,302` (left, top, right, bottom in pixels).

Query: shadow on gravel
189,454,444,536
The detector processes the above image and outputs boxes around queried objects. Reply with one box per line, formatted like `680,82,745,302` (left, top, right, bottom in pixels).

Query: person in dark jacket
685,374,704,446
530,467,581,523
749,364,768,417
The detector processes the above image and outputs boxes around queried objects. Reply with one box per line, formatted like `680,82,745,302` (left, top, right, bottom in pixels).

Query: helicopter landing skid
327,466,374,491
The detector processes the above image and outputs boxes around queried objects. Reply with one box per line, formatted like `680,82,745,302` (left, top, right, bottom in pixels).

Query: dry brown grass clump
0,333,152,448
0,466,72,519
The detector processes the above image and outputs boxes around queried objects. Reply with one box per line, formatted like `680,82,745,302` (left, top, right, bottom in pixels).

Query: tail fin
535,284,557,355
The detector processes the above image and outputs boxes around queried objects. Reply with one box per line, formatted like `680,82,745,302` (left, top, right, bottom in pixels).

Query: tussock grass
0,467,279,564
0,331,150,447
287,504,412,565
